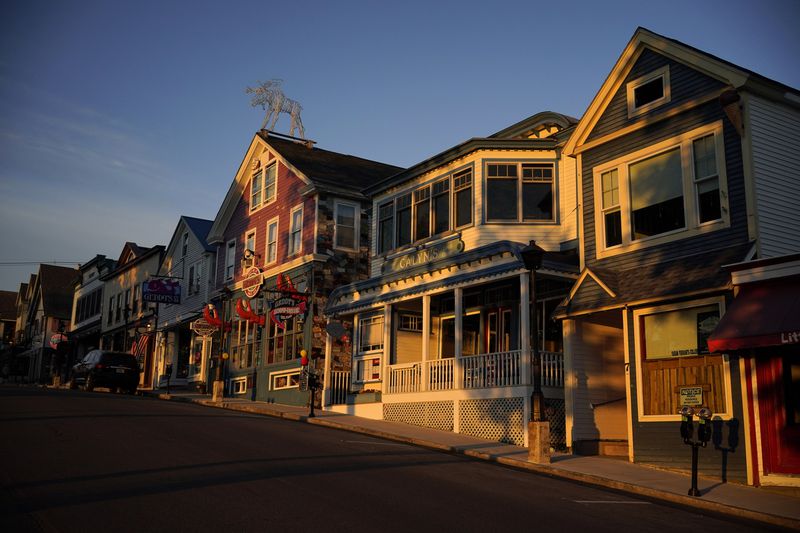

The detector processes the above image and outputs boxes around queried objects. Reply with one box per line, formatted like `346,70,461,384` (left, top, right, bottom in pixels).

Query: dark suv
70,350,140,394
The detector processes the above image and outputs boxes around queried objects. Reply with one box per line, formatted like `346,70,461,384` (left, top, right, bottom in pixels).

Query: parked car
70,350,140,394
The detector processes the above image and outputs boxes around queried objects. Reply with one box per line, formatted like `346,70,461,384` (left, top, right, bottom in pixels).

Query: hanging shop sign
382,238,464,274
242,266,263,299
142,278,181,304
49,333,68,349
236,298,266,326
268,273,308,329
191,317,217,337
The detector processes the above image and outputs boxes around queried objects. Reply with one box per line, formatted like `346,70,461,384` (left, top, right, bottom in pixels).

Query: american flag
131,332,152,357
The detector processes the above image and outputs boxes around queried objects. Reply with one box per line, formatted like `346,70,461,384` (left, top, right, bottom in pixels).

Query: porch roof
326,240,578,316
554,242,753,319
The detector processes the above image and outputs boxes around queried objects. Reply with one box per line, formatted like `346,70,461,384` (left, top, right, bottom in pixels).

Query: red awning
708,276,800,352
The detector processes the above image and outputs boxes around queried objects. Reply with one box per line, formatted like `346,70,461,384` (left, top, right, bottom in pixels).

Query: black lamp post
520,240,545,423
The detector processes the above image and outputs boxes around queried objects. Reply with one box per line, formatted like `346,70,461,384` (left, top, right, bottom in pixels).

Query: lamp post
211,287,231,402
520,240,550,463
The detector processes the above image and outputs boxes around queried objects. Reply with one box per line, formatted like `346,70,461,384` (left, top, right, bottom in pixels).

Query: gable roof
183,216,215,252
208,132,402,244
564,27,800,156
37,264,79,319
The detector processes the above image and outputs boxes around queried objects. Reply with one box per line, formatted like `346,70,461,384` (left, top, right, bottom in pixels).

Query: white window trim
333,200,360,252
592,121,729,259
357,314,384,354
353,354,383,383
633,296,733,422
288,204,304,256
225,239,236,281
188,259,203,296
244,228,257,270
231,377,247,395
249,161,278,214
626,65,671,118
265,216,279,265
270,369,301,390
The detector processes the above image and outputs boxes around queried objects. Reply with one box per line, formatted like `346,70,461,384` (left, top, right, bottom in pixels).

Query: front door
757,351,800,475
486,308,512,353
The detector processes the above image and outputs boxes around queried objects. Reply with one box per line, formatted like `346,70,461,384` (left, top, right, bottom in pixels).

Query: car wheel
85,374,95,392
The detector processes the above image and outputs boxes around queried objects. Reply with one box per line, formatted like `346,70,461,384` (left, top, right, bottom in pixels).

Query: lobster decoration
235,298,266,326
203,304,231,332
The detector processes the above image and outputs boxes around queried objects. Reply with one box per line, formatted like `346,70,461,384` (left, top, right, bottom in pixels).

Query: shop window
231,377,247,394
358,315,384,353
635,299,730,419
271,369,301,390
266,316,303,364
231,312,262,370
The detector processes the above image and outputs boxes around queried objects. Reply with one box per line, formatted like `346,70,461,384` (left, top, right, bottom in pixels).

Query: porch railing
386,350,564,394
329,370,350,405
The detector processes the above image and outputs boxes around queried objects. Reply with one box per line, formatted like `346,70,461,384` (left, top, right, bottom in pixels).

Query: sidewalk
142,388,800,530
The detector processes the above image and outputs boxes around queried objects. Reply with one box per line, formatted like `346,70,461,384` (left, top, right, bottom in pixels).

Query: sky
1,0,798,292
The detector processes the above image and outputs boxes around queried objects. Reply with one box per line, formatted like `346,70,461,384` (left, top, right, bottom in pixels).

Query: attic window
626,66,670,117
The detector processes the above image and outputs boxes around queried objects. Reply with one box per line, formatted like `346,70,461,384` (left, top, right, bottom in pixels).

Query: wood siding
748,93,800,257
582,103,750,272
587,48,727,142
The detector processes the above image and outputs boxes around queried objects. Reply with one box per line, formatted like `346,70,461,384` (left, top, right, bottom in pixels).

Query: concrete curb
144,392,799,530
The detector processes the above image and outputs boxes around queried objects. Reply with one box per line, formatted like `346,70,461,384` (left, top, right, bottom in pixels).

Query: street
0,387,779,532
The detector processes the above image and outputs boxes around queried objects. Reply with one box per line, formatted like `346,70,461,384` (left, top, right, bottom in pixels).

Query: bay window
594,122,727,255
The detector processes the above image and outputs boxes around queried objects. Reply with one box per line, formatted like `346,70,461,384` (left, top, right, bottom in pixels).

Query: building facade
69,255,117,372
205,130,401,405
324,112,580,447
556,28,800,484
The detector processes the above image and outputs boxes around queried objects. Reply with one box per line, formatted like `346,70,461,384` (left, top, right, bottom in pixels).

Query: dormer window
626,66,671,117
250,163,277,211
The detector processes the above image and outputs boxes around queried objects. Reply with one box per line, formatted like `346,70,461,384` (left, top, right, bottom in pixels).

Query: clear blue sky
1,0,798,292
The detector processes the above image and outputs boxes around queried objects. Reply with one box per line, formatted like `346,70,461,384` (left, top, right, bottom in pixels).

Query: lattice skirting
384,401,454,432
382,397,566,449
459,397,525,446
546,398,567,451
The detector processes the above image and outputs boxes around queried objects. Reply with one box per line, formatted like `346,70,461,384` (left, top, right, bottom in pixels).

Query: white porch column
454,287,463,383
421,295,431,391
382,304,391,395
519,272,531,385
322,317,333,407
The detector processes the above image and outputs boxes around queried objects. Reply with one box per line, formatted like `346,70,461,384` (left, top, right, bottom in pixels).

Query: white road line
573,501,651,504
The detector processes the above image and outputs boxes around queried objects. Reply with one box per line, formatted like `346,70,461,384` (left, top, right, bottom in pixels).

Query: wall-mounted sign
679,386,704,407
242,266,263,298
143,279,181,304
383,238,464,275
191,317,217,337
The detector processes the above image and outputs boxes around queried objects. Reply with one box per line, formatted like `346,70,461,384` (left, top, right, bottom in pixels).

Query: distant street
0,387,776,532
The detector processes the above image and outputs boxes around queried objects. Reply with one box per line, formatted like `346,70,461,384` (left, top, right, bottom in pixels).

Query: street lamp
521,240,550,464
520,240,545,422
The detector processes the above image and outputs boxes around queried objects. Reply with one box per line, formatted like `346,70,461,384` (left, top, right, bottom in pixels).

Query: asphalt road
0,387,781,533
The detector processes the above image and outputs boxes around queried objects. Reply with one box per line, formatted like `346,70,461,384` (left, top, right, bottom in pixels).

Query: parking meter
679,406,694,443
697,407,713,445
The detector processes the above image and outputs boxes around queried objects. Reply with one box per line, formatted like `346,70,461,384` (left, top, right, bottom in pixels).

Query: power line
0,261,83,266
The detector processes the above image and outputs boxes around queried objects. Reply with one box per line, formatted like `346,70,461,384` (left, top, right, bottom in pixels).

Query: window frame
633,296,733,422
288,204,303,256
181,232,189,257
244,229,257,269
626,65,671,118
225,239,236,281
592,121,728,259
483,160,557,224
249,162,278,213
265,216,279,265
271,369,301,390
353,354,382,384
333,200,359,252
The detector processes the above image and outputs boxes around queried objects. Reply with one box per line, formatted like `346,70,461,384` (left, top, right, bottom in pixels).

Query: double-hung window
593,122,727,256
225,239,236,280
432,178,450,234
453,169,472,228
486,162,556,222
378,201,394,254
250,163,277,211
396,193,412,248
354,314,384,383
413,186,430,241
334,201,358,250
245,230,256,257
266,217,278,264
289,205,303,255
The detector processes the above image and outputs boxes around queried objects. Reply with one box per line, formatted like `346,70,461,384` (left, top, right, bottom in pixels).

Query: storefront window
230,314,261,370
637,302,727,417
266,316,303,364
